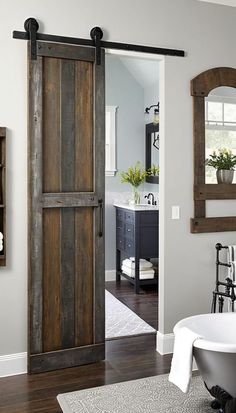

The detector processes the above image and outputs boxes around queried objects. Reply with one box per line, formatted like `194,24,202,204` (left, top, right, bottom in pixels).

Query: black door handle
98,198,103,237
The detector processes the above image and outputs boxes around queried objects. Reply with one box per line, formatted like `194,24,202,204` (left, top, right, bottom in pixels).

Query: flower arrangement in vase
121,162,148,204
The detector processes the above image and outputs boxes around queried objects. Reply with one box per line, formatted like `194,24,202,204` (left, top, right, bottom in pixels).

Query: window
105,106,118,176
205,96,236,183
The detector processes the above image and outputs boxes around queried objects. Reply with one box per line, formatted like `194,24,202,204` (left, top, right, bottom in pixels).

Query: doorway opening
104,50,163,345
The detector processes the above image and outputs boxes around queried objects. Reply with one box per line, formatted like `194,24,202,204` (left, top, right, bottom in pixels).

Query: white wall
1,0,236,357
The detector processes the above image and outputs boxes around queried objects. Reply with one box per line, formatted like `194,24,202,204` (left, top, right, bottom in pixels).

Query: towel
228,245,236,263
228,261,236,284
227,245,236,284
0,232,3,252
121,265,155,279
226,261,236,311
123,258,153,270
169,326,202,393
226,246,236,311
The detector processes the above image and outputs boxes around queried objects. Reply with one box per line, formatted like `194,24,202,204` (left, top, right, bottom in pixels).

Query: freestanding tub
174,312,236,399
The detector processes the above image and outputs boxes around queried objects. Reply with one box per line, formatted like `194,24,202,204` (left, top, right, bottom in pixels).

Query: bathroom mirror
205,87,236,184
145,123,159,184
191,67,236,233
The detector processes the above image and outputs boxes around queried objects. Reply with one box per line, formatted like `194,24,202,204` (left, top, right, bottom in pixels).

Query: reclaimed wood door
28,42,105,373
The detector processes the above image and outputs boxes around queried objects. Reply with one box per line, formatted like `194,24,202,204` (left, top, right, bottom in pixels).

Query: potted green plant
148,164,159,176
121,162,148,204
205,148,236,184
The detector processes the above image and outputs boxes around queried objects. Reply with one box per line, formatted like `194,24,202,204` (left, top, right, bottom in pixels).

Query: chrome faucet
144,193,156,205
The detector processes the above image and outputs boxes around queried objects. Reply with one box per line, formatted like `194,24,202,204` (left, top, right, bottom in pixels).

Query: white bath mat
57,374,213,413
105,290,156,339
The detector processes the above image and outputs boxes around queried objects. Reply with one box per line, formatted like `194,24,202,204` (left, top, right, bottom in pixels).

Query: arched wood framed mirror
191,67,236,233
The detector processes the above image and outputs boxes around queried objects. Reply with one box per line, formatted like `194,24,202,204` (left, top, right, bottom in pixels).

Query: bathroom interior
104,53,160,340
4,3,236,412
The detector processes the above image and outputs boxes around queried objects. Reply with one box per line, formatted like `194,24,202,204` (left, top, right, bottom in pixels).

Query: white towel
226,261,236,311
169,327,202,393
228,261,236,284
226,247,236,311
228,245,236,263
121,265,155,279
228,246,236,279
0,232,3,252
123,258,153,270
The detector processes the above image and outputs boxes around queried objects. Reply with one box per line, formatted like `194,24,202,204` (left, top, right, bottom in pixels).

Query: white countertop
113,203,159,211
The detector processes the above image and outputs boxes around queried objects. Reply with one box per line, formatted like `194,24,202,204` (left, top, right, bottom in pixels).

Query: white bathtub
174,313,236,398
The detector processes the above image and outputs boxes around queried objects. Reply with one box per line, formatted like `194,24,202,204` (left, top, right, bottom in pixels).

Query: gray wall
1,0,236,356
105,55,145,191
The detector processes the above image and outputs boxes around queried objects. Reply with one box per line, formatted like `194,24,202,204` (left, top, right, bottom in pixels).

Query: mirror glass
205,86,236,183
151,131,159,166
146,123,159,183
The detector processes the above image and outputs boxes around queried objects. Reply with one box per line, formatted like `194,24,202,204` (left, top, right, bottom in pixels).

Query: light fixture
145,103,160,125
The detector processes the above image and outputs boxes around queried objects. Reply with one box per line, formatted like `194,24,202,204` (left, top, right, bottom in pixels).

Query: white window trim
106,105,118,177
205,95,236,131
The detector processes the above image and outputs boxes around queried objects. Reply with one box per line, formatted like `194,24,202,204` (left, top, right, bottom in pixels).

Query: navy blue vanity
114,204,159,294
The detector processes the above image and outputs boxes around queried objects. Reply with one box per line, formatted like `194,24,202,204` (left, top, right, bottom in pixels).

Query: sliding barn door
28,42,105,373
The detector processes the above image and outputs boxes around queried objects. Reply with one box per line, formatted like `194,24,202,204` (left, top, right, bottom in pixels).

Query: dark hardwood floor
106,279,158,330
0,336,171,413
0,280,163,413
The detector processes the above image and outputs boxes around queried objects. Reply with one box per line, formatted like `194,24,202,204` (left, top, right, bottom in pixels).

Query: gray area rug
57,374,213,413
105,290,156,339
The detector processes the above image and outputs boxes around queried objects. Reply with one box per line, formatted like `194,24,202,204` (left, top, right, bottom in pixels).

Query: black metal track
13,30,185,58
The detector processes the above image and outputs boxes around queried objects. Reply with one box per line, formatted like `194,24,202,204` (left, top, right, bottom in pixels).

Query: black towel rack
212,243,236,313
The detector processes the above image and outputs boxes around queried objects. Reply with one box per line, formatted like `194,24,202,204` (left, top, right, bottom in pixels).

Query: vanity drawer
116,208,124,221
116,235,124,251
116,220,124,237
124,222,134,239
125,210,135,224
125,239,135,255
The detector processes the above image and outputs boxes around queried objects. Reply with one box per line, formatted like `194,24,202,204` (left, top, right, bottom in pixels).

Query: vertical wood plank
193,96,206,218
43,209,61,352
75,208,94,346
75,61,93,192
43,57,61,193
61,59,75,192
42,57,62,352
60,59,76,348
74,60,94,347
28,55,43,355
94,50,105,344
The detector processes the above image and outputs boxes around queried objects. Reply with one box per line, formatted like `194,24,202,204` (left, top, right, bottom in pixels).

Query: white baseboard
105,270,116,282
156,331,174,355
0,352,27,377
156,332,198,371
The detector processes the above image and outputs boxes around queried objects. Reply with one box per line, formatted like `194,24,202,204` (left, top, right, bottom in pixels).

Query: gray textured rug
105,290,156,339
57,374,212,413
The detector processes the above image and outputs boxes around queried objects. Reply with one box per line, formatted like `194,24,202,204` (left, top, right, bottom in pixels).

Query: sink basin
113,203,159,211
133,204,158,210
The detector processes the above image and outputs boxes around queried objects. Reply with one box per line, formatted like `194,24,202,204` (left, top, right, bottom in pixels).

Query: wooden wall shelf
0,127,6,265
191,217,236,233
194,184,236,200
